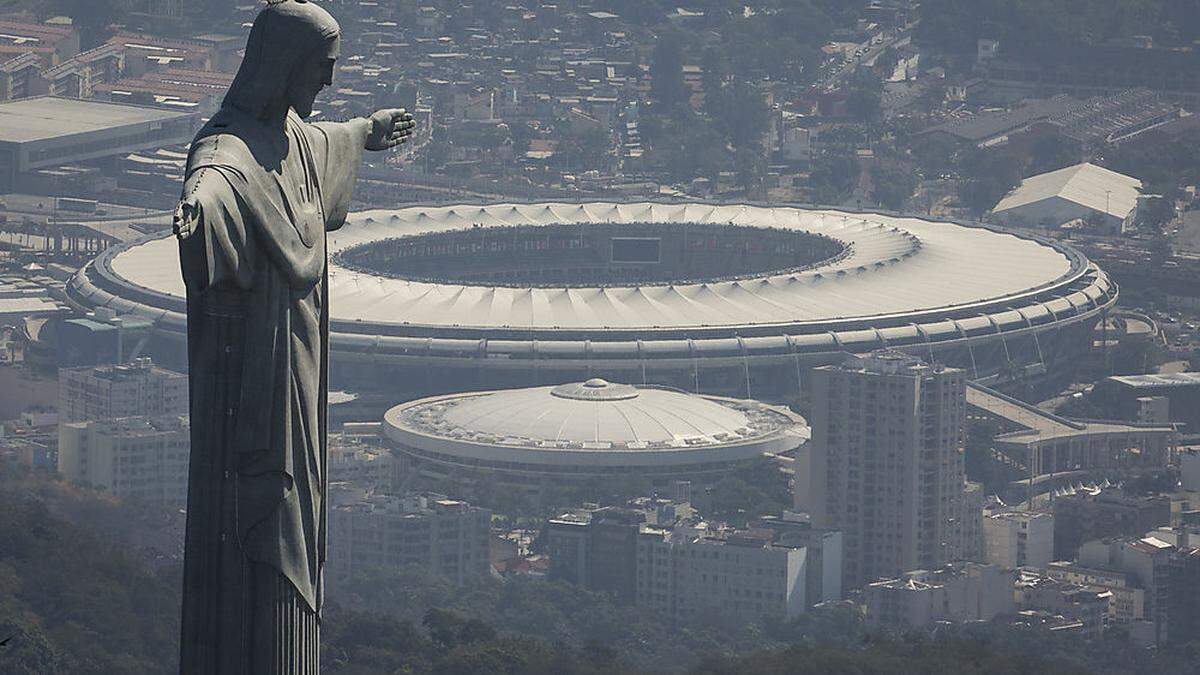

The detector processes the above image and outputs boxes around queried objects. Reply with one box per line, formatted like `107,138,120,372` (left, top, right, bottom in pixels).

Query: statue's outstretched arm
363,108,416,151
310,109,414,153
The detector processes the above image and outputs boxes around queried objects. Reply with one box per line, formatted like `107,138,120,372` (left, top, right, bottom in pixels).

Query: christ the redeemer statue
173,1,414,672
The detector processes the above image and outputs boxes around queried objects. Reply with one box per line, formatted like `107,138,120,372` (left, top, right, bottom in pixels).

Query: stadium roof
993,163,1141,220
440,379,761,446
967,383,1176,446
108,202,1079,332
0,96,193,144
383,379,808,466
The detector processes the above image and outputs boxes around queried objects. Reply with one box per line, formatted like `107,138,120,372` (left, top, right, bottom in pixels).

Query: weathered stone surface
175,2,413,672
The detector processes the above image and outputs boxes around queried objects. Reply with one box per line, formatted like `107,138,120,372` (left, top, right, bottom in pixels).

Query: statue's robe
178,105,363,674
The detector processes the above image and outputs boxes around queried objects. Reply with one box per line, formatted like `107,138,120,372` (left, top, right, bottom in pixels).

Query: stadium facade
66,202,1117,401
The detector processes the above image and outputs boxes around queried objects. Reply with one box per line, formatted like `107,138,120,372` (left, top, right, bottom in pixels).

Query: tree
558,126,612,172
1138,196,1175,233
735,148,767,198
912,134,960,179
651,30,688,109
705,81,771,149
701,46,730,94
695,458,790,527
958,149,1024,216
509,121,535,157
1028,134,1081,175
845,88,882,123
644,112,733,182
435,636,552,675
809,153,860,205
424,608,469,648
871,165,918,210
1110,338,1166,376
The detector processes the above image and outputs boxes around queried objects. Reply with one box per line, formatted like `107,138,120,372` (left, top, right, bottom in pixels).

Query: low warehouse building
992,162,1141,231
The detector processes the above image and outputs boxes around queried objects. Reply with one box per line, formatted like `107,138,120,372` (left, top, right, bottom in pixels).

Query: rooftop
1107,372,1200,388
383,379,808,469
63,358,183,381
925,96,1078,143
967,382,1175,446
330,489,482,517
397,379,790,449
993,163,1142,220
0,96,193,144
0,296,63,316
835,350,957,377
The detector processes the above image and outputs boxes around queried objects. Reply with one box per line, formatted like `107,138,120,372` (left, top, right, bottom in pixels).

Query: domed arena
382,378,809,489
66,201,1117,400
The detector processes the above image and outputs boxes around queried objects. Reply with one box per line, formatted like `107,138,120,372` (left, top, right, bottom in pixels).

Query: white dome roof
382,381,809,471
438,379,753,445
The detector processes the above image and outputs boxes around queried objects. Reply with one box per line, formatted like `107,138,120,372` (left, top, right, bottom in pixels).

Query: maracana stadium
66,201,1117,400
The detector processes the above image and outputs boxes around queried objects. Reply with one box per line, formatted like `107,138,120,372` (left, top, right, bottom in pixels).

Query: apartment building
983,510,1055,569
327,490,491,584
58,358,187,423
797,352,977,588
636,526,806,624
58,415,189,506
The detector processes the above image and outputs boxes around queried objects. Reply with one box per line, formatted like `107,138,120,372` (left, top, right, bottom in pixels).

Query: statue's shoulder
186,108,271,176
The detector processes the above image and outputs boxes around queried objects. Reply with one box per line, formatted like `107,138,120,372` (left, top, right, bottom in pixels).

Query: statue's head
224,0,341,120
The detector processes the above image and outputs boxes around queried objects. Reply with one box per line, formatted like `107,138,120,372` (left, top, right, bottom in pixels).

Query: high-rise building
57,415,190,506
327,491,491,584
796,352,976,588
58,358,187,424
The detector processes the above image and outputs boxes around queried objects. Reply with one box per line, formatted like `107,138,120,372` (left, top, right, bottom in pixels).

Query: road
819,27,913,90
1173,210,1200,255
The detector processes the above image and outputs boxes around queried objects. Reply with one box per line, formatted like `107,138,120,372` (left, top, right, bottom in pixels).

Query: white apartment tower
58,415,190,506
58,358,188,424
796,352,975,588
327,491,492,584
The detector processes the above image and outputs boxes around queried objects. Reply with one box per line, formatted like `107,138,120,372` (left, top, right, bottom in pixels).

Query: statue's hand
174,197,201,241
365,108,416,151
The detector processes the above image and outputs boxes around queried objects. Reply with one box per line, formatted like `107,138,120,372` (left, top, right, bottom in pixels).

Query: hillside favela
3,1,1200,674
